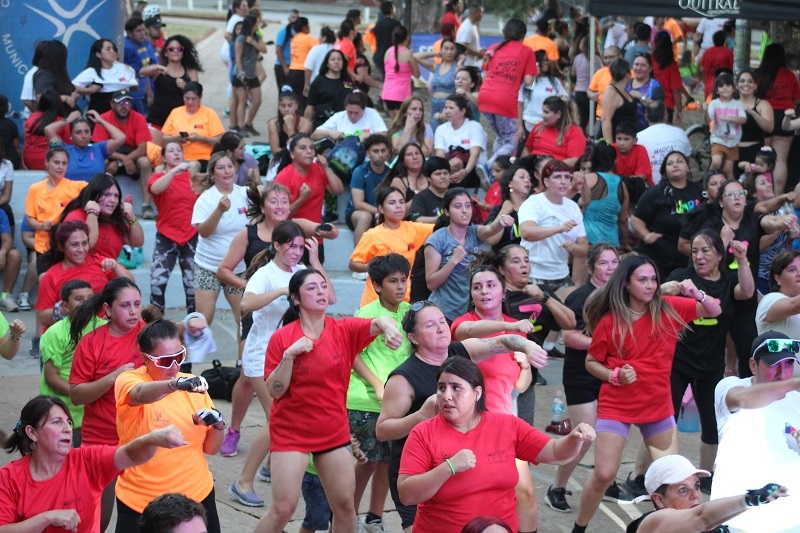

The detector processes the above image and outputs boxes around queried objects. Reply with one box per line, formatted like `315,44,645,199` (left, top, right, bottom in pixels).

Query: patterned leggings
150,232,197,312
484,112,519,166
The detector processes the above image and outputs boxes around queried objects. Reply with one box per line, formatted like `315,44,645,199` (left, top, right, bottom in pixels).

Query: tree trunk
397,0,443,34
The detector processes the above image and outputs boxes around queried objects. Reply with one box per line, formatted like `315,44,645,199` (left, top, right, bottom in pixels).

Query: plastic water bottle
551,390,566,424
677,398,700,433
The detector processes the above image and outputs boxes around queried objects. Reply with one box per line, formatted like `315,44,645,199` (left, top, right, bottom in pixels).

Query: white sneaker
360,518,385,533
352,272,368,281
0,293,18,312
17,293,30,311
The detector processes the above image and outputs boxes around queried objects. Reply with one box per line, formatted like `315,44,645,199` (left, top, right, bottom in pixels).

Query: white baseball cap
644,455,711,496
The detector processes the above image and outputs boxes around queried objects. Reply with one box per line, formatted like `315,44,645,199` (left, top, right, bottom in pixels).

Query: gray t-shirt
425,225,482,321
235,34,260,79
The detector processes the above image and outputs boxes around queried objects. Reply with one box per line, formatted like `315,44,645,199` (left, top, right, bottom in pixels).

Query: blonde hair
193,152,234,193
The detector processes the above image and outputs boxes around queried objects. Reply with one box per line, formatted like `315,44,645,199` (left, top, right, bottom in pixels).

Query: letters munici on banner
0,0,125,117
586,0,740,18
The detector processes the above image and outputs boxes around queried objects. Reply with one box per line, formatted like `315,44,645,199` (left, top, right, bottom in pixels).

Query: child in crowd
612,121,652,209
38,280,101,447
706,72,746,179
738,145,776,185
347,253,412,533
299,455,332,533
345,134,392,250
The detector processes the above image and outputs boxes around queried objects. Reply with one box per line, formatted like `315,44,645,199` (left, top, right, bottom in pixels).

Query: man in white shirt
694,18,729,61
636,101,691,185
456,3,484,67
712,331,800,533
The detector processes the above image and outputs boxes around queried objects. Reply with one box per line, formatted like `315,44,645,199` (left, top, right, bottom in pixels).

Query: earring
30,441,37,449
509,187,514,193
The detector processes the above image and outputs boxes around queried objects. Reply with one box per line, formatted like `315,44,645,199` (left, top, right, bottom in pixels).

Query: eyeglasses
167,46,184,53
723,190,747,199
754,338,800,355
143,346,187,368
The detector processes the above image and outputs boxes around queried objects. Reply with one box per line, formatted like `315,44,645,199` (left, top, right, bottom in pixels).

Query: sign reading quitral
677,0,740,17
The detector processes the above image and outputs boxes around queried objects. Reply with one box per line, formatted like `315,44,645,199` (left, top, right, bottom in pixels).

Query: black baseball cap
751,331,800,366
112,90,134,103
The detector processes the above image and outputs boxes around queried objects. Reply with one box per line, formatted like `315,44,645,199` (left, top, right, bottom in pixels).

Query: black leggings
670,365,723,445
730,301,758,378
114,487,220,533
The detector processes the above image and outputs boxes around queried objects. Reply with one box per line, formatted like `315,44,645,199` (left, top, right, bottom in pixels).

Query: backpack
200,359,240,401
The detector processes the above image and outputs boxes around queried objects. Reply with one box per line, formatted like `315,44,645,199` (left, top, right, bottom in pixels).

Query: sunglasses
143,346,187,368
410,300,434,312
167,46,184,53
754,339,800,355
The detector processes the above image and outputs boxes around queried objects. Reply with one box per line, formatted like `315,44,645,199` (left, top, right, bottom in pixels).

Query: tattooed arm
266,336,313,399
461,334,549,369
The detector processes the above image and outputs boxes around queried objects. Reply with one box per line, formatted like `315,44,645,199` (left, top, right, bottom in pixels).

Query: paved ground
0,12,709,533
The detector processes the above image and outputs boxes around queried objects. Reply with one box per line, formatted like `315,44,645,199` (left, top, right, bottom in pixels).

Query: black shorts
621,175,648,205
232,76,261,89
562,352,602,406
109,145,141,179
382,99,403,111
345,210,377,232
36,251,51,277
770,109,796,137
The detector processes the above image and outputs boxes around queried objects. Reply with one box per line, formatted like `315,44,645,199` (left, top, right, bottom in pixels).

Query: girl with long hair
33,40,78,111
376,142,427,206
387,97,434,156
58,172,144,261
570,255,720,531
414,38,459,131
434,94,487,190
145,35,203,131
23,89,71,170
519,50,568,146
424,187,513,321
232,15,267,136
522,97,586,168
305,49,355,129
253,269,403,533
213,131,260,187
229,221,333,507
651,33,684,124
72,39,137,114
267,89,313,156
483,165,533,252
68,278,147,532
382,25,420,119
479,18,537,167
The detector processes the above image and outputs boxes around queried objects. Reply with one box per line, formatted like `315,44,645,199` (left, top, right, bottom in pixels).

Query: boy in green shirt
39,279,106,446
347,253,411,533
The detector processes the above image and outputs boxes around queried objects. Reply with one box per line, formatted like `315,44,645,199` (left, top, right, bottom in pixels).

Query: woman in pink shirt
382,26,420,120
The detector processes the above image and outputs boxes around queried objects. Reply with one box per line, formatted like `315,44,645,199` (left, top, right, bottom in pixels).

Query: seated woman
22,89,72,171
71,39,138,114
397,357,595,533
35,220,132,330
59,173,144,262
214,131,260,187
267,89,313,156
434,94,487,190
305,49,355,129
521,96,587,168
114,315,224,533
0,395,185,532
161,82,226,172
376,142,427,209
311,91,387,142
387,97,434,156
44,110,127,182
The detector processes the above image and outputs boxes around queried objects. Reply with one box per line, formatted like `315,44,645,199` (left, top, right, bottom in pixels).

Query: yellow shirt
25,178,87,253
161,105,225,162
350,221,434,308
115,367,216,512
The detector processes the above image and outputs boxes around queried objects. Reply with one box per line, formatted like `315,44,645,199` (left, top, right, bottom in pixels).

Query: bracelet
444,458,456,476
127,216,138,225
697,290,706,303
8,335,20,343
610,367,622,386
167,379,176,391
86,209,99,217
213,420,227,430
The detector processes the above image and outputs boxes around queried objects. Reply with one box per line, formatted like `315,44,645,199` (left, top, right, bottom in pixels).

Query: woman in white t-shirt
434,94,487,190
518,50,568,139
311,91,387,142
518,159,588,300
190,152,249,333
72,39,137,114
229,220,334,506
756,249,800,337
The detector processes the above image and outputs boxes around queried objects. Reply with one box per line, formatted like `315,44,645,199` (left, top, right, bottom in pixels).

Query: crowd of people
1,1,800,532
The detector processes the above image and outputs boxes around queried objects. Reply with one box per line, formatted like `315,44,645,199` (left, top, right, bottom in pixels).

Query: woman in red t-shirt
60,173,144,262
254,269,403,533
755,44,800,194
652,33,685,124
451,266,538,531
36,220,133,330
440,0,462,32
68,277,147,531
147,141,199,312
570,255,721,532
22,90,72,170
479,19,537,167
522,96,587,167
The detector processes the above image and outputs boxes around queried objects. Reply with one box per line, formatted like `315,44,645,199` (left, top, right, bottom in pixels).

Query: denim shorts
301,472,331,531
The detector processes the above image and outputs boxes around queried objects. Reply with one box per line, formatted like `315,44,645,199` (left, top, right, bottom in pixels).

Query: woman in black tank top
267,90,313,156
601,58,639,141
